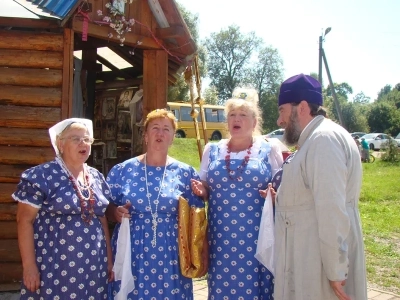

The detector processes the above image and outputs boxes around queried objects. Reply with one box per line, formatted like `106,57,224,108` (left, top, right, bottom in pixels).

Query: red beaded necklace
225,140,253,181
69,174,96,225
56,157,96,224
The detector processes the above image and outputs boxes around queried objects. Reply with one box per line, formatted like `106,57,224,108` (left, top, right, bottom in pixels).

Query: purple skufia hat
278,74,323,106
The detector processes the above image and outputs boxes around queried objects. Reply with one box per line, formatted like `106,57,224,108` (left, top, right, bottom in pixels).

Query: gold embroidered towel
178,196,208,278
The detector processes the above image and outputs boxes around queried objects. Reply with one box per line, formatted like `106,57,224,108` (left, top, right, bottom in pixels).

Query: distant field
170,138,400,294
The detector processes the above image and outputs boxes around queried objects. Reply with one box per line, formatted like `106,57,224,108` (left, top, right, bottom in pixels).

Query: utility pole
318,27,344,127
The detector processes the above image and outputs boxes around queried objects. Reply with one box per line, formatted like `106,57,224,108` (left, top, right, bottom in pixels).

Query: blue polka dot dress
12,160,111,300
106,157,204,300
204,138,276,299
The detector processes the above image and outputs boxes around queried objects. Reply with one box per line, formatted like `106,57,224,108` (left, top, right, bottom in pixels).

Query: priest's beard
283,107,302,146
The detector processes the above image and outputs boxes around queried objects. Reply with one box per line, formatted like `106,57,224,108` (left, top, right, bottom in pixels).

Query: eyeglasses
61,136,94,145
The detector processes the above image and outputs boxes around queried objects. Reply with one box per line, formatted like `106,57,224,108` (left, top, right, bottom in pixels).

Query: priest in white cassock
272,74,367,300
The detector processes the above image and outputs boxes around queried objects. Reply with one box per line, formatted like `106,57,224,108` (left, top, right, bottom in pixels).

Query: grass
170,138,400,294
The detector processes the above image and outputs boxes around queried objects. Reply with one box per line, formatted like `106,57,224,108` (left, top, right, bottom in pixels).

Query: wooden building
0,0,197,290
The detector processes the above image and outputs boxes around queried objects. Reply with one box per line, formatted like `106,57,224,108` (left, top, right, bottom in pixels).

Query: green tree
341,102,369,133
204,25,262,101
353,91,370,104
203,86,219,105
326,82,353,100
377,84,392,101
367,101,399,134
169,3,207,102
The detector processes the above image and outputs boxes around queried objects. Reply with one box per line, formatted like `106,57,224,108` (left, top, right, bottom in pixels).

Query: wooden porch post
142,50,168,116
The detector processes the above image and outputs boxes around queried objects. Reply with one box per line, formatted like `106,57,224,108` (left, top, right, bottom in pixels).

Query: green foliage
367,101,399,135
341,102,369,133
170,3,207,102
353,91,371,104
204,25,262,101
377,84,392,101
380,141,400,162
203,86,219,105
326,82,353,100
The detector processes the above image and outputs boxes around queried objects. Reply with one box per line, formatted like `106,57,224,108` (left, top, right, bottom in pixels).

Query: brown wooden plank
0,68,62,87
0,128,50,147
0,16,59,29
0,30,63,51
62,28,74,119
0,282,21,292
0,49,63,69
0,183,17,204
0,240,20,262
0,203,17,221
96,79,143,90
0,146,54,165
143,50,168,117
0,221,17,239
0,105,60,129
0,85,61,107
0,262,22,284
0,164,32,183
73,19,160,50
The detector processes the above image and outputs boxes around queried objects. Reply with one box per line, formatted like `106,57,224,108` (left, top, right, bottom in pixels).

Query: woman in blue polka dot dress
191,88,283,299
106,109,204,300
12,118,113,300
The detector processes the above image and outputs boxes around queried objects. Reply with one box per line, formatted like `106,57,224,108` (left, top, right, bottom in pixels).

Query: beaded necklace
225,140,253,181
56,157,96,225
144,154,167,248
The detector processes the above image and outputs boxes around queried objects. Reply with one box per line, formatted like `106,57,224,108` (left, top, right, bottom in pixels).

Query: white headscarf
48,118,93,156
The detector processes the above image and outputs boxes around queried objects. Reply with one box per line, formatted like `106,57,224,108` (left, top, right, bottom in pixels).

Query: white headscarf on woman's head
48,118,93,156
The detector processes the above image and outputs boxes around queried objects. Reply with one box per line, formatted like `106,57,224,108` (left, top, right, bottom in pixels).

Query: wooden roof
72,0,197,84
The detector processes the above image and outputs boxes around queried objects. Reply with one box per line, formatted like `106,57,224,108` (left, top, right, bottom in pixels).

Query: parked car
394,133,400,147
350,132,367,138
264,128,285,142
360,133,396,151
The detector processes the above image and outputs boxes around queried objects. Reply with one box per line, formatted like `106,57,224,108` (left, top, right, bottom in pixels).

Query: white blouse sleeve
199,143,212,181
268,140,284,177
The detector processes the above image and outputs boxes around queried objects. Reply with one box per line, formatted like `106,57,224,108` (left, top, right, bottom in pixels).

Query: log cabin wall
0,28,73,289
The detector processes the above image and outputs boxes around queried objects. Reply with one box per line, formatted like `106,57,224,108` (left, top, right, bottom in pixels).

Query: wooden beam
0,68,62,87
0,128,50,147
0,85,61,107
0,30,63,51
0,49,63,69
73,19,161,50
0,105,61,129
62,28,74,119
0,221,17,239
0,146,54,165
0,204,17,221
0,262,22,284
143,50,168,116
0,164,33,183
0,184,18,204
155,25,185,39
0,17,60,29
0,239,20,262
96,79,143,90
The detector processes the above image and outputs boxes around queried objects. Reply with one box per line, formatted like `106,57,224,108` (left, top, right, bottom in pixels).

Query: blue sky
177,0,399,101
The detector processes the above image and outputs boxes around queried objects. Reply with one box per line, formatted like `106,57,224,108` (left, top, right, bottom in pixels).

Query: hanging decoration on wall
96,0,135,46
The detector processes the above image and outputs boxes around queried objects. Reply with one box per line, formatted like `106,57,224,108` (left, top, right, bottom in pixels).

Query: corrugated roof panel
26,0,79,19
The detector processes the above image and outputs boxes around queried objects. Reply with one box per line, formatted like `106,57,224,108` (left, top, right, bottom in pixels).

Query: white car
264,129,285,143
394,133,400,147
361,133,396,151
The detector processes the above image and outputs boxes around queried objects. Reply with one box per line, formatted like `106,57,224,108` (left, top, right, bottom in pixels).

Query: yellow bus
167,102,228,140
